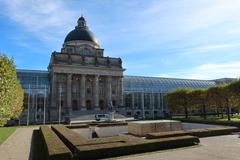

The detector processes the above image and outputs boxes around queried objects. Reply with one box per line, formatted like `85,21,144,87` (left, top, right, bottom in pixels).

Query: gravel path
0,127,37,160
118,134,240,160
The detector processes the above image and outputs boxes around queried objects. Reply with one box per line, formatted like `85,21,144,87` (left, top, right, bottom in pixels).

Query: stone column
66,73,72,116
106,76,112,108
93,75,99,110
80,74,86,110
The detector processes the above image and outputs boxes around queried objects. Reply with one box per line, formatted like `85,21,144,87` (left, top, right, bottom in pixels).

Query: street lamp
43,85,46,125
152,89,155,120
59,85,62,124
27,84,31,126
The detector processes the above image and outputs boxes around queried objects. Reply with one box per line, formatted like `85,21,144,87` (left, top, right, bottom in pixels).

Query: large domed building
16,16,217,124
48,16,125,121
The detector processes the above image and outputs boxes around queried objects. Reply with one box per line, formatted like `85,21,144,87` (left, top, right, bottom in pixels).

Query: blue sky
1,0,240,80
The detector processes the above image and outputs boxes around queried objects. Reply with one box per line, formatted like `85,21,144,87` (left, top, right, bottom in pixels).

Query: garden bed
77,135,199,159
40,126,72,160
51,125,199,159
146,126,239,139
175,118,240,128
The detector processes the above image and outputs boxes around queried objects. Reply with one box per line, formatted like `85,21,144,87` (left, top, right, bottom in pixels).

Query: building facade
48,16,124,121
17,17,217,124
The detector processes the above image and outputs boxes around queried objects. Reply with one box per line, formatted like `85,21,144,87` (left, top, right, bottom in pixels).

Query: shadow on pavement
29,129,46,160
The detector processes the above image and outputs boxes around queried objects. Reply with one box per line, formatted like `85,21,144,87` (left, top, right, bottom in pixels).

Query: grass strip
0,127,17,144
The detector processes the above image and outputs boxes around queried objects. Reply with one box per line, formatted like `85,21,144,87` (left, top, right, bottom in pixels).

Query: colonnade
51,72,123,112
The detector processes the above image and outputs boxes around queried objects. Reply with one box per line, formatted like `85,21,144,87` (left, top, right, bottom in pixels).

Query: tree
0,54,24,126
165,88,191,118
227,80,240,115
207,86,224,118
189,89,208,119
218,84,231,121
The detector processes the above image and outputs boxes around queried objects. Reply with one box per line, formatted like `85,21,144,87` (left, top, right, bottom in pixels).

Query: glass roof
123,75,216,93
16,70,217,93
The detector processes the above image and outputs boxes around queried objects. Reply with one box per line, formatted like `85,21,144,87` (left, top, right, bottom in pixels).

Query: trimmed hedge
146,130,190,139
96,122,127,127
40,126,72,160
51,125,129,157
52,125,131,143
77,135,199,160
65,122,127,129
146,127,239,139
190,127,239,137
177,119,240,128
65,124,89,129
51,125,88,156
50,125,200,159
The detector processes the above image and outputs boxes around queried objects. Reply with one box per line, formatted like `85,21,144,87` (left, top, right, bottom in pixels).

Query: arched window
80,48,91,55
86,78,92,95
99,78,104,95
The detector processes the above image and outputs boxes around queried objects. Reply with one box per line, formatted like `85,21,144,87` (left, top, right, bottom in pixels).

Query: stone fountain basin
128,120,182,136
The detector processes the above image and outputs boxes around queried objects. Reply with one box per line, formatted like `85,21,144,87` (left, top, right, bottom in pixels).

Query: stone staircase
70,110,127,121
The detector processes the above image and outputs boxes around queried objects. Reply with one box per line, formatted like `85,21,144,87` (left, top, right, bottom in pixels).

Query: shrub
146,130,190,139
65,124,89,129
50,125,200,159
187,128,211,137
51,125,129,155
146,127,239,139
96,122,127,127
51,125,87,156
77,135,199,159
189,127,238,137
206,127,238,136
177,119,240,128
40,126,72,160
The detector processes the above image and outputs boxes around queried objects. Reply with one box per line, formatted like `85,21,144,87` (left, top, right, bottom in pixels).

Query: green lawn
0,127,17,145
173,114,240,122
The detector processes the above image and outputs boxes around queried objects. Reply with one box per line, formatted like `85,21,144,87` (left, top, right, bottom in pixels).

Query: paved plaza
0,127,239,160
118,134,240,160
0,127,37,160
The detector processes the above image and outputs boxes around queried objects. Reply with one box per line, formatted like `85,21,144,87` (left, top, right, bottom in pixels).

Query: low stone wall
128,120,182,136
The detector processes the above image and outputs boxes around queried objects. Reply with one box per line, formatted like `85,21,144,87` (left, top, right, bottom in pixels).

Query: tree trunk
202,104,206,120
217,107,220,117
226,99,231,121
227,107,231,121
184,107,188,119
221,107,224,119
230,107,233,116
220,105,224,119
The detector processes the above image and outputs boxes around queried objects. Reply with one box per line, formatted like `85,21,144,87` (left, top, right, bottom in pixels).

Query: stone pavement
0,127,37,160
118,134,240,160
0,127,239,160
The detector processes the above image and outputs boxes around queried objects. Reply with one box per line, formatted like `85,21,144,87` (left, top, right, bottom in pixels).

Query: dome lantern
76,16,87,29
63,16,99,45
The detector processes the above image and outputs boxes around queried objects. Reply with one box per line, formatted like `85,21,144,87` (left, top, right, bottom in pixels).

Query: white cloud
158,61,240,80
140,0,240,39
184,43,240,55
4,0,76,29
2,0,78,46
195,44,240,50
